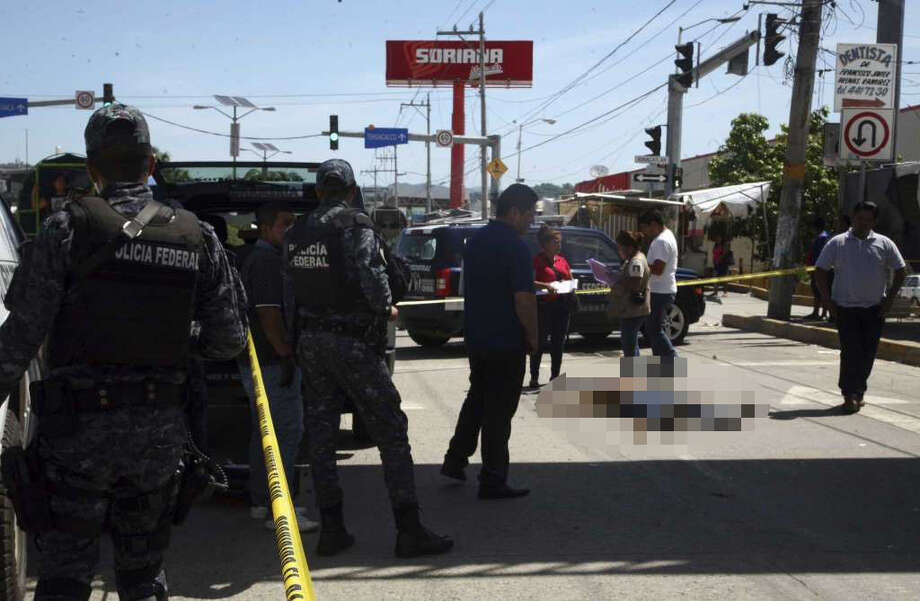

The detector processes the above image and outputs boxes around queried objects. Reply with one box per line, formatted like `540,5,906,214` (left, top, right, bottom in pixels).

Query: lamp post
193,95,276,179
677,16,741,45
515,118,556,183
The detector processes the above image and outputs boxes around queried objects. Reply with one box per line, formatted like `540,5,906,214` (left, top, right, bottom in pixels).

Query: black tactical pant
297,329,417,510
34,404,185,600
530,301,570,382
446,350,526,487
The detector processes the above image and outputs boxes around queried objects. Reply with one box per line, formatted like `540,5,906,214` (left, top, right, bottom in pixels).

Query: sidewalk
707,292,920,367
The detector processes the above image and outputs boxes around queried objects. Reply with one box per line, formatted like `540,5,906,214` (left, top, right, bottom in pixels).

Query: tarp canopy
671,181,771,218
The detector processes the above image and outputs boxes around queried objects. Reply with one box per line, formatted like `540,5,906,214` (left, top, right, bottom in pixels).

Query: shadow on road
769,406,847,419
53,457,912,597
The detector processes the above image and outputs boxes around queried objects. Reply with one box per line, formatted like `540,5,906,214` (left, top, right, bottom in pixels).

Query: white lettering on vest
292,242,330,269
114,242,199,271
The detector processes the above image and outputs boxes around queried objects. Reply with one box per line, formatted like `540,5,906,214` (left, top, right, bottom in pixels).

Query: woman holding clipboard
608,231,651,357
529,225,574,388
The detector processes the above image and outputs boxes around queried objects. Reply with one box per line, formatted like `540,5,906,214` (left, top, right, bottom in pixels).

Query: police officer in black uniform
283,159,452,558
0,104,247,600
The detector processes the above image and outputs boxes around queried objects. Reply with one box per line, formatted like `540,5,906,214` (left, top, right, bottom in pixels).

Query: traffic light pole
665,31,760,197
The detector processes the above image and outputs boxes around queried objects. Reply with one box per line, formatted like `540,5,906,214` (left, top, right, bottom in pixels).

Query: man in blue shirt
441,184,539,499
816,201,907,413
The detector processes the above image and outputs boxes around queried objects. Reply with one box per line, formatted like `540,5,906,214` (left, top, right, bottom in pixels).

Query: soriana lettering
386,40,533,87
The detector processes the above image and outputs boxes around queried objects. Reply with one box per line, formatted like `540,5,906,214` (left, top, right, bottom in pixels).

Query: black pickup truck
153,162,395,484
396,220,706,347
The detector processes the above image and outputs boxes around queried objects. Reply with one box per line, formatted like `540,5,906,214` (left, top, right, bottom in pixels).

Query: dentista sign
386,40,533,87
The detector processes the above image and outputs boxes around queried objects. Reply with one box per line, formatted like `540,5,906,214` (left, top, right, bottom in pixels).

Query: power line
141,112,324,141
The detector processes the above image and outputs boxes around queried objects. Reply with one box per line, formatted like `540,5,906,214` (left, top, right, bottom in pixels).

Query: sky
1,0,918,190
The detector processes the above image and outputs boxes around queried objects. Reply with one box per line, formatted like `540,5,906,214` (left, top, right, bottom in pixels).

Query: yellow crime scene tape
396,265,817,305
246,331,317,601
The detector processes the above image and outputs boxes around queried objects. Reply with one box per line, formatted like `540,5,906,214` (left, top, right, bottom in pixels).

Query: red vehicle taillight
435,268,451,297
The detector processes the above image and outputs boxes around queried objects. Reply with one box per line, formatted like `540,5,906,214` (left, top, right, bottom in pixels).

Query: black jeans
835,305,884,396
530,301,570,382
446,350,526,487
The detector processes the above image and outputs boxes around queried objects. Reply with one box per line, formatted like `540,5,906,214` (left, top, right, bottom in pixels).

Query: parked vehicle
396,220,706,347
899,274,920,308
0,192,44,601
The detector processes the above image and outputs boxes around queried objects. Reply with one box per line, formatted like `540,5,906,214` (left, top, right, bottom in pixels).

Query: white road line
734,361,838,367
777,385,920,434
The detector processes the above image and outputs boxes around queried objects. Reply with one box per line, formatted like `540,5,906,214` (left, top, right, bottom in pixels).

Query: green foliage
707,108,838,260
532,182,574,198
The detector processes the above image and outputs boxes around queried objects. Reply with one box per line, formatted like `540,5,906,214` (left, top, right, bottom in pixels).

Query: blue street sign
364,127,409,149
0,98,28,118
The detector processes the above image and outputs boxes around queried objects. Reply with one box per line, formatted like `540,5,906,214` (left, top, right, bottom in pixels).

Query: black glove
279,356,295,388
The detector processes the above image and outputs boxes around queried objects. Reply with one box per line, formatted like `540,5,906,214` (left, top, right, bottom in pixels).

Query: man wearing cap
441,183,539,499
283,159,452,558
0,104,247,600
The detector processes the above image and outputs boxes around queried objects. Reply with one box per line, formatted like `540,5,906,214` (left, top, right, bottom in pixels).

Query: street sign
364,127,409,149
834,43,897,111
0,97,27,118
435,129,454,147
75,90,95,110
840,109,894,162
634,173,668,183
486,157,508,179
634,154,669,165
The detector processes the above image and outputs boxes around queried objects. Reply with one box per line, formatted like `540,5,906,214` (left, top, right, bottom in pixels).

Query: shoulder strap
72,198,172,280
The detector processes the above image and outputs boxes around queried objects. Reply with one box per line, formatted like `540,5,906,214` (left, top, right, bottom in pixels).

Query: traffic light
764,13,786,66
329,114,339,151
644,126,662,156
672,165,684,189
103,83,114,106
674,43,694,88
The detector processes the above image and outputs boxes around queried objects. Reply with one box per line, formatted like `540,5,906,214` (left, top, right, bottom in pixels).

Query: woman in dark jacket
530,225,574,388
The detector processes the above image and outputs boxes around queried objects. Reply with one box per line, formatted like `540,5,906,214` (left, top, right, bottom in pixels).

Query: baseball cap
316,159,356,189
84,103,152,157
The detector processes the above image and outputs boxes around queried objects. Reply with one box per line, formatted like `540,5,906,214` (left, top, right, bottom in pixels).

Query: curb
722,314,920,367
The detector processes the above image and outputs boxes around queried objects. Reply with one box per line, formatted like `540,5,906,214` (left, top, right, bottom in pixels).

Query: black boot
316,503,356,556
115,567,168,601
394,504,453,558
34,578,92,601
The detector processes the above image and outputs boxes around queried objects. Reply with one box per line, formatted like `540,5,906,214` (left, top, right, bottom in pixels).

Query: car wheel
407,330,451,347
579,331,612,343
666,303,689,345
0,406,26,601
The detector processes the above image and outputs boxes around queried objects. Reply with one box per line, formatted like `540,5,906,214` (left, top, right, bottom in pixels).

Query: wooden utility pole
767,0,823,320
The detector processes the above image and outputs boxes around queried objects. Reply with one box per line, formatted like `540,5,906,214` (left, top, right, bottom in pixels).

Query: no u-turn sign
840,108,894,162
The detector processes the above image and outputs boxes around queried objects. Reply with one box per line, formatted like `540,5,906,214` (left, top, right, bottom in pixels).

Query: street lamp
193,95,276,178
677,16,741,44
515,118,556,183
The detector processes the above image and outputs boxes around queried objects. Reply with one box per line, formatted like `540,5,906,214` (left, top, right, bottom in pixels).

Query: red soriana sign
575,172,635,194
386,40,533,87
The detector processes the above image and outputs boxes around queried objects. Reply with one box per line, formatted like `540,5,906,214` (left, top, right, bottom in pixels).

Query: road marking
734,361,838,367
401,403,424,410
777,385,920,434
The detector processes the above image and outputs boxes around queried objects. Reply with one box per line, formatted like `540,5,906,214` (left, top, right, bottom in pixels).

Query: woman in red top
529,225,574,388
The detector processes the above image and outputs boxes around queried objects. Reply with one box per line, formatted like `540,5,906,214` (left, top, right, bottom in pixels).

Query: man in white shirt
815,201,906,413
638,210,679,359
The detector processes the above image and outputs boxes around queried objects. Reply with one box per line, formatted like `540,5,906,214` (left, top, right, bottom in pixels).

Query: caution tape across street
246,331,317,601
396,265,816,306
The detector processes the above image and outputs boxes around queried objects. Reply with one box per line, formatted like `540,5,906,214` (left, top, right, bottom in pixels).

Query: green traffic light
329,132,339,142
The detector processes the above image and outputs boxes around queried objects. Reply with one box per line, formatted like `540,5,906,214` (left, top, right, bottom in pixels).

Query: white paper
537,279,579,296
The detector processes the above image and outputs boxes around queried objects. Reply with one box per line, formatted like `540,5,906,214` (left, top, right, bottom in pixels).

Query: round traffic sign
435,129,453,147
75,91,95,110
843,110,890,158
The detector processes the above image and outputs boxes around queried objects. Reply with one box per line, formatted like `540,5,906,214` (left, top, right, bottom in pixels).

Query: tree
532,182,574,198
707,108,838,261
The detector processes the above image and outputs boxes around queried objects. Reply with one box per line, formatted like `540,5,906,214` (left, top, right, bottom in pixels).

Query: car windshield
561,233,620,266
398,233,438,261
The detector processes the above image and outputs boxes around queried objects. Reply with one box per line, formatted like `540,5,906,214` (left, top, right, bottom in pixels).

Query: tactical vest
286,209,369,312
47,196,203,369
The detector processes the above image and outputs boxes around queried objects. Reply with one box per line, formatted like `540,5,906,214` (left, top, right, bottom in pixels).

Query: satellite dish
589,165,609,178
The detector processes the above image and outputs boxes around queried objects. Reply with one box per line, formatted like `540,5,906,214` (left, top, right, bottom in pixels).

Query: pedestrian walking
815,201,907,413
284,159,452,558
806,217,831,320
238,201,319,533
0,104,247,600
708,235,733,301
529,224,573,388
638,210,679,359
441,183,538,500
609,231,651,357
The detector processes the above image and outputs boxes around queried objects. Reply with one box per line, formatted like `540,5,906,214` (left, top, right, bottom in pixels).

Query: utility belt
31,379,187,437
298,312,387,352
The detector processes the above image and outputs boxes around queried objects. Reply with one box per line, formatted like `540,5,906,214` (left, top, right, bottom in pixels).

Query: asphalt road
25,293,920,600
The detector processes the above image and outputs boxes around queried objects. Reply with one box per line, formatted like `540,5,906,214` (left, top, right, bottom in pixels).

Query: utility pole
877,0,905,157
401,94,433,214
478,11,488,219
767,0,823,320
